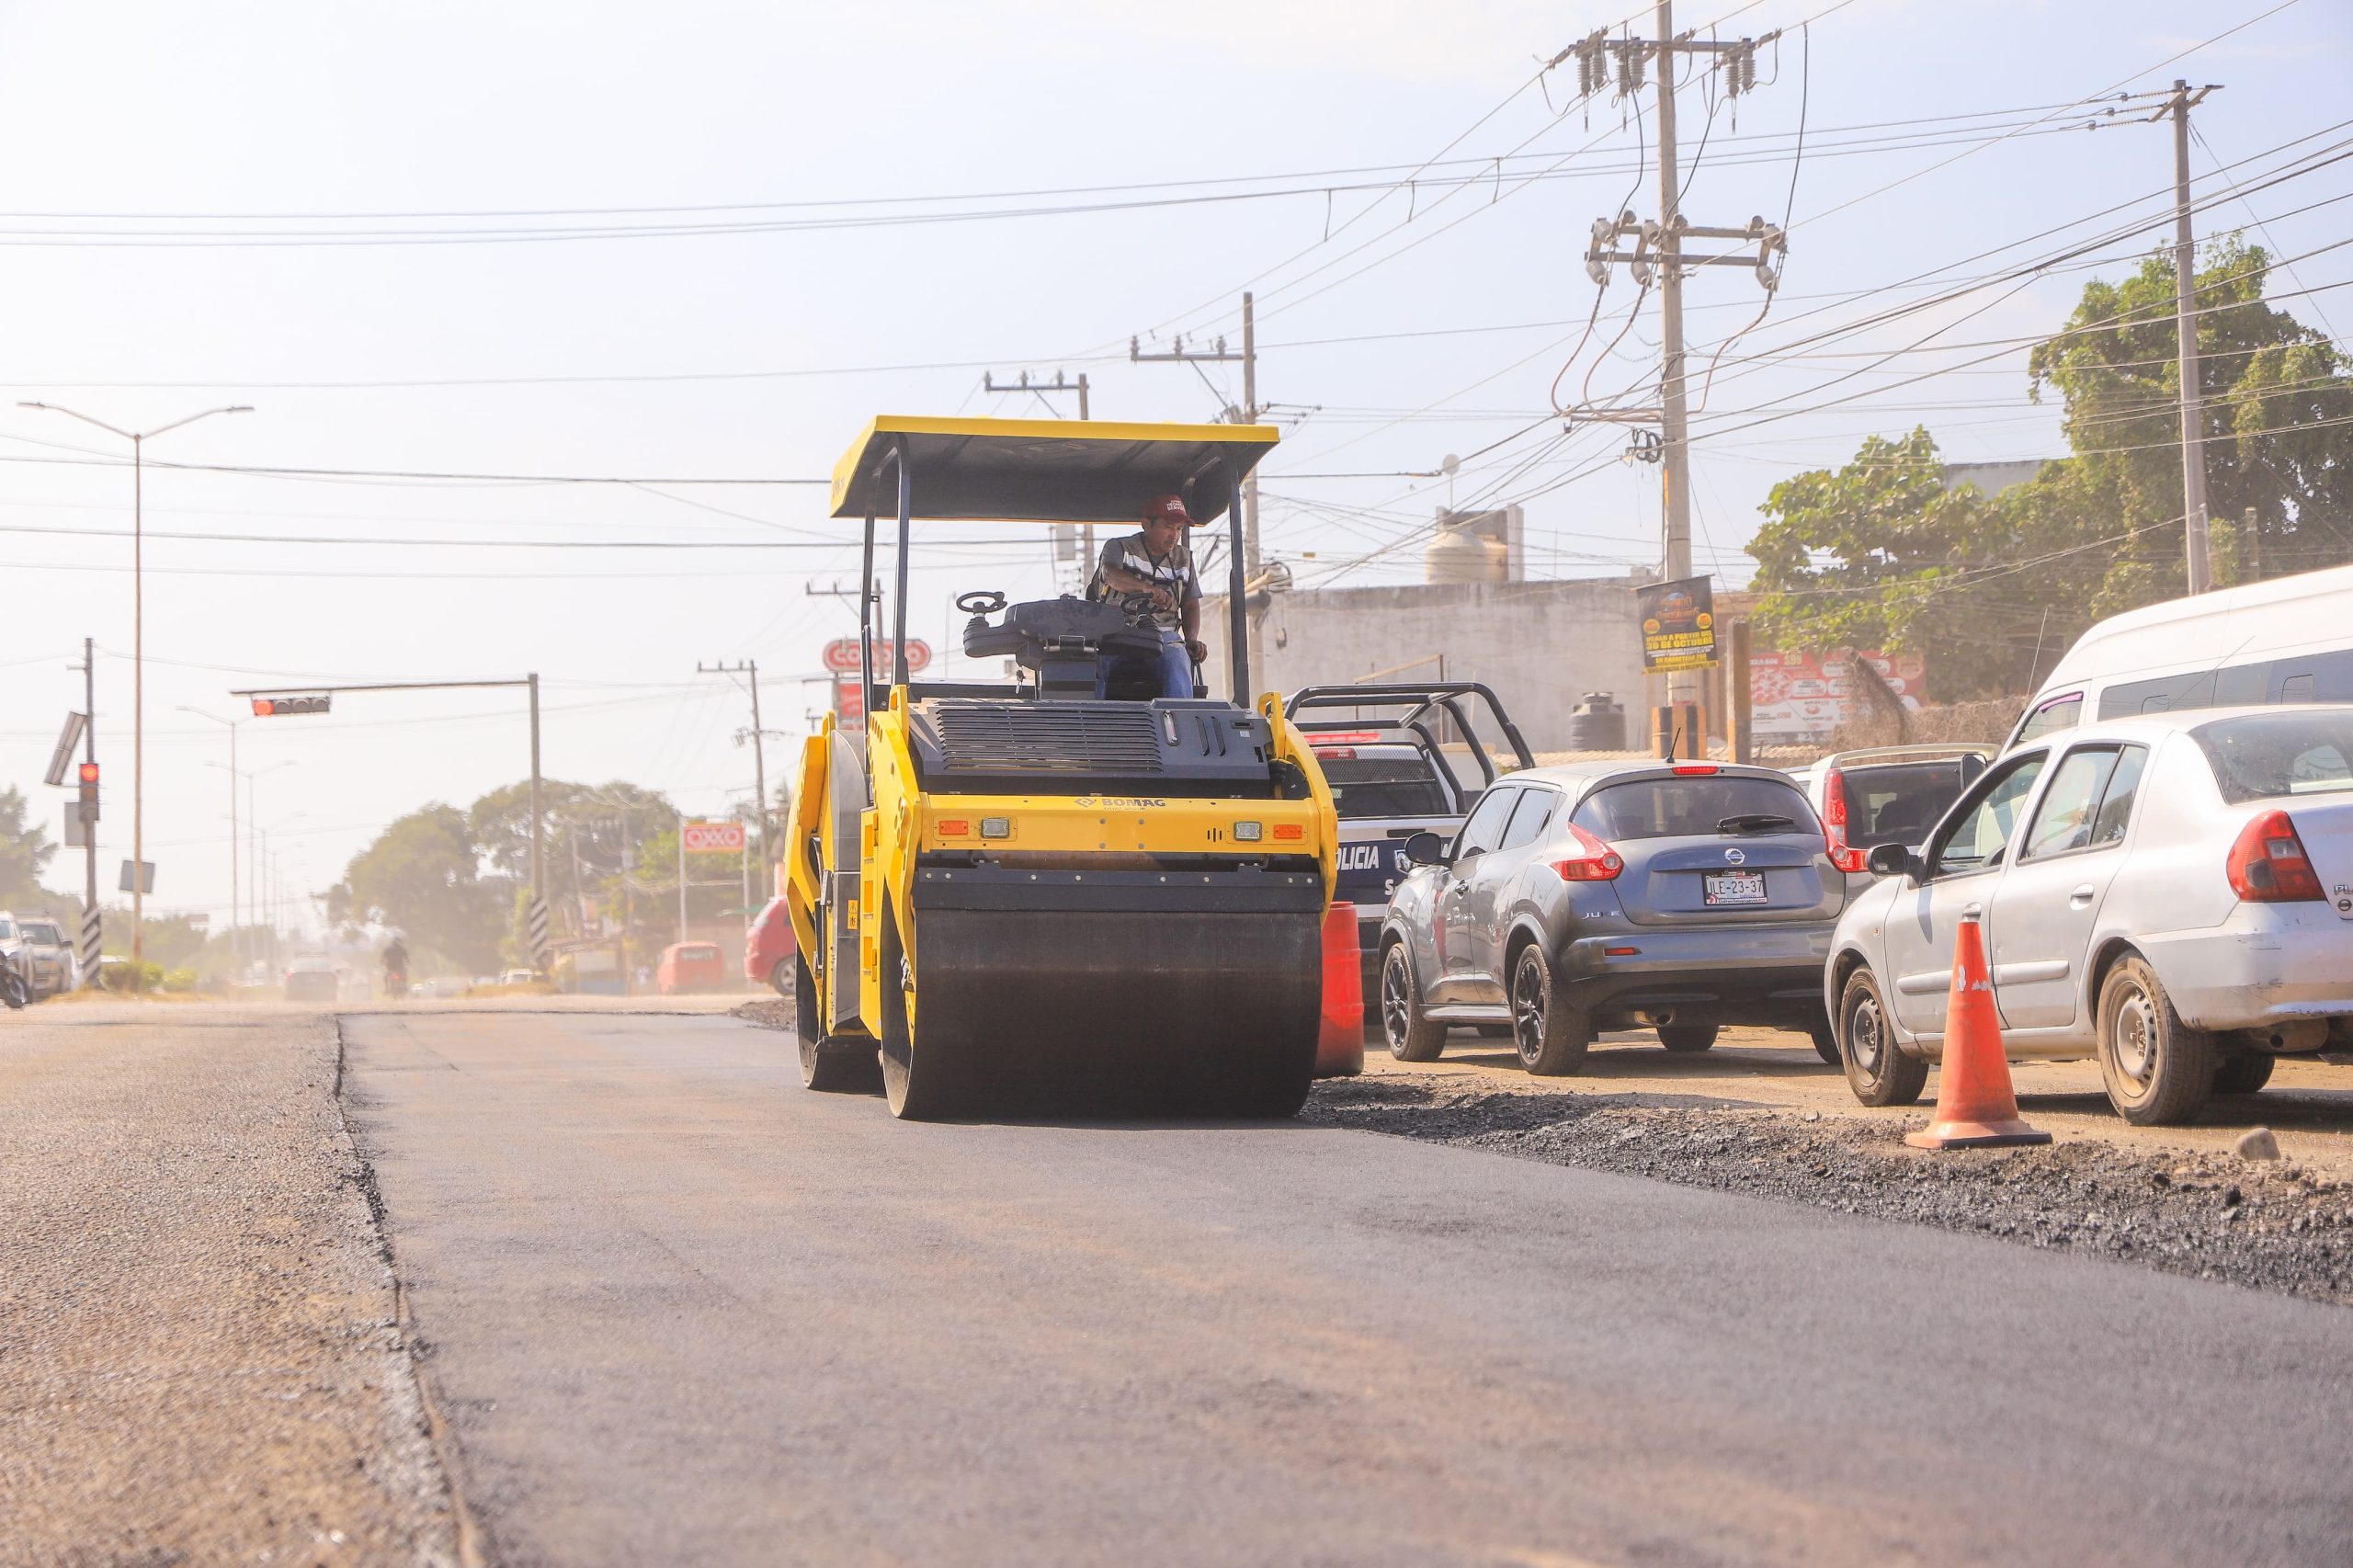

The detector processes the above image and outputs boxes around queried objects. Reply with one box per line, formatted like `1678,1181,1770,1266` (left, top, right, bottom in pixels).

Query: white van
2006,562,2353,751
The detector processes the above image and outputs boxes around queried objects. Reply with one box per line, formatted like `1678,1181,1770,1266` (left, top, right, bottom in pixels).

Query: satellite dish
1440,453,1461,476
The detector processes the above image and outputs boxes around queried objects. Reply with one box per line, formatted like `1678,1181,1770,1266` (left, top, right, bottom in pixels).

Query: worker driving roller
1091,492,1207,699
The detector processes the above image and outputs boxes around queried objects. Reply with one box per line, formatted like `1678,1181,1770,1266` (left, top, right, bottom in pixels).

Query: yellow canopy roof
828,415,1279,526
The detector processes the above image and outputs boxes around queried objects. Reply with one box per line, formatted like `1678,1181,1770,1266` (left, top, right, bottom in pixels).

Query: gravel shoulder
0,1003,460,1566
1306,1073,2353,1307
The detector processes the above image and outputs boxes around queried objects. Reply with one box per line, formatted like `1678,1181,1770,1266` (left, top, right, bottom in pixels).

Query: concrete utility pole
985,369,1096,579
76,640,98,986
1571,8,1785,714
2157,80,2222,594
19,402,252,972
699,661,770,879
1131,294,1267,672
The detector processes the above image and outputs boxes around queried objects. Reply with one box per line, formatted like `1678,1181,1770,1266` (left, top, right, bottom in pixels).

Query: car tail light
1818,767,1866,871
1313,746,1357,761
1670,764,1718,776
1549,823,1624,881
2226,809,2324,903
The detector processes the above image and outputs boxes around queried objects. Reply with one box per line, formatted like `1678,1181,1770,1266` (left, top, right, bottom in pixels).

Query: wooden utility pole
1131,296,1267,672
984,369,1096,580
2161,79,2222,594
699,660,771,880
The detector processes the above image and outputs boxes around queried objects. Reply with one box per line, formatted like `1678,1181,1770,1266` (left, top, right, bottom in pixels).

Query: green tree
342,804,505,973
0,786,59,905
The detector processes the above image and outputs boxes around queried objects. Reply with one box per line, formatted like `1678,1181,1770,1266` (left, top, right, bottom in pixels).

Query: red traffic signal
77,762,99,785
251,693,330,717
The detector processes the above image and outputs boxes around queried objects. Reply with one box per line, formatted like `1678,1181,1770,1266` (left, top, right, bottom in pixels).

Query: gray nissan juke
1377,759,1851,1074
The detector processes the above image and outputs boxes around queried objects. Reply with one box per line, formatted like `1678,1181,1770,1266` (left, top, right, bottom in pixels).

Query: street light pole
19,401,252,976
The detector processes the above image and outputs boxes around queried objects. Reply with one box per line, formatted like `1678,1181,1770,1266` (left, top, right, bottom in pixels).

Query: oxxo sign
682,819,746,854
821,638,931,675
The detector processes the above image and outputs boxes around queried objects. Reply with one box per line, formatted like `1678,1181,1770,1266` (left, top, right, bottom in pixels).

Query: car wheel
1838,967,1927,1108
2097,955,2217,1126
1657,1023,1718,1053
1381,943,1446,1062
1807,1017,1841,1067
1510,945,1590,1076
2211,1051,2275,1097
769,959,793,998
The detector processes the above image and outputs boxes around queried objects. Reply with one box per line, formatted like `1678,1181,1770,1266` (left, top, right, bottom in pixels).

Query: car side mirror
1865,842,1916,881
1402,830,1449,868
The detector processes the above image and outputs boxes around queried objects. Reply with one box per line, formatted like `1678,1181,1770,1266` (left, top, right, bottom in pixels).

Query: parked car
0,913,74,999
1829,705,2353,1126
1790,744,1990,878
2004,562,2353,752
746,896,797,995
283,957,340,1003
1379,760,1849,1074
496,968,543,987
657,941,726,995
1284,682,1537,1008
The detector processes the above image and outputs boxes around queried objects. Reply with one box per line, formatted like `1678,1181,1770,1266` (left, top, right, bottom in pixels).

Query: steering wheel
955,589,1007,616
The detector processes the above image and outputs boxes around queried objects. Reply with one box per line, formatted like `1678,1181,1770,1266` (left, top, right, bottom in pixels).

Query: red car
745,897,796,996
657,941,726,996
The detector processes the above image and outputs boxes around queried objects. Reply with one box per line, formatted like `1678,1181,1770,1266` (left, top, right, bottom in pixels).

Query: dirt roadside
1314,1027,2353,1307
0,1004,460,1567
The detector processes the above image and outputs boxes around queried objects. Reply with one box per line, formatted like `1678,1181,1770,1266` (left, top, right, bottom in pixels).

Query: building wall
1199,578,1648,752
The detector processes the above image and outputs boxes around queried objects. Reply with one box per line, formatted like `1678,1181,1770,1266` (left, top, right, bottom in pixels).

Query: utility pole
1571,8,1785,718
2154,79,2222,594
75,639,99,987
1132,294,1267,673
699,661,770,878
986,369,1096,585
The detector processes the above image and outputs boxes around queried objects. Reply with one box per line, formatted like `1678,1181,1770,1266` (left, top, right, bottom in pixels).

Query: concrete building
1199,575,1647,753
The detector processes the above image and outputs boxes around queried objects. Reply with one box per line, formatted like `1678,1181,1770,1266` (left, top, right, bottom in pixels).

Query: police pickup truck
1282,684,1536,1009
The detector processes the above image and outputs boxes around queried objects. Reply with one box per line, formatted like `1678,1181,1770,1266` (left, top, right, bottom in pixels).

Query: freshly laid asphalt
345,1010,2353,1568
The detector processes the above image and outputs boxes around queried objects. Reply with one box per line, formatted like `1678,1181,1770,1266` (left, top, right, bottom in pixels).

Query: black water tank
1565,691,1625,751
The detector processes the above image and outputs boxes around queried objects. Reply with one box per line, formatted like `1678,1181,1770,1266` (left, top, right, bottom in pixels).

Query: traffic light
77,761,98,821
250,693,331,717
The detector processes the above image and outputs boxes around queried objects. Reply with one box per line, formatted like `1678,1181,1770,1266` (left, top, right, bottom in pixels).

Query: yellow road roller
781,415,1336,1119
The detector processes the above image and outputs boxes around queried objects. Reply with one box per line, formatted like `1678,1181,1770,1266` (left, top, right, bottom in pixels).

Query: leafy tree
1750,237,2353,696
342,804,505,973
0,786,59,905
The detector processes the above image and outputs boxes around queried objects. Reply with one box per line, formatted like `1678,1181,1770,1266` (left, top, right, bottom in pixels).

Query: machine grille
927,700,1165,774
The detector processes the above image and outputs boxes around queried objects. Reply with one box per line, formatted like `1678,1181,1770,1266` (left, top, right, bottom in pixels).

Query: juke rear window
1572,776,1819,841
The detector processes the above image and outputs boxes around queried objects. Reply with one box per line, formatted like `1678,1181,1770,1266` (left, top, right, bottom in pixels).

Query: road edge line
333,1014,498,1568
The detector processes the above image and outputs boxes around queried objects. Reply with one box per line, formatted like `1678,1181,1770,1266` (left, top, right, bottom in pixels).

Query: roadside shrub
97,960,166,993
161,968,198,994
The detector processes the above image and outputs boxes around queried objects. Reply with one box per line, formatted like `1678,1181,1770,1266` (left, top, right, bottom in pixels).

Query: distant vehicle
658,942,725,995
1830,705,2353,1126
2005,562,2353,753
1284,683,1537,1009
497,968,541,987
0,913,74,999
1380,760,1849,1074
1790,744,1991,876
745,897,796,995
283,957,339,1003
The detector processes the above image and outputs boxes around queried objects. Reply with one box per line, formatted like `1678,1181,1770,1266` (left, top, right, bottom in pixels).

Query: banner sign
682,819,746,854
1750,649,1926,743
1636,575,1718,673
822,638,930,675
833,674,866,729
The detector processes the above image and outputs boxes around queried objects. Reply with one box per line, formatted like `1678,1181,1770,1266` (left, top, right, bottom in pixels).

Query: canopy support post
892,437,913,690
1224,451,1251,705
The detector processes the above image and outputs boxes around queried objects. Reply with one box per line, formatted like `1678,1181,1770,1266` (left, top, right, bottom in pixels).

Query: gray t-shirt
1096,531,1199,631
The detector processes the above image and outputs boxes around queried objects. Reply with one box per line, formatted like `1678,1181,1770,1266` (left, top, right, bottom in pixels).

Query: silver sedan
1827,705,2353,1125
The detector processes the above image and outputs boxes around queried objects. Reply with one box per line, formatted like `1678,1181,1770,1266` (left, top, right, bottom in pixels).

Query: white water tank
1424,518,1506,585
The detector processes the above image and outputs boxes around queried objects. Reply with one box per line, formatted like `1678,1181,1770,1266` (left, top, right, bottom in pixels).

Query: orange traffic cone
1905,911,2051,1150
1315,902,1365,1078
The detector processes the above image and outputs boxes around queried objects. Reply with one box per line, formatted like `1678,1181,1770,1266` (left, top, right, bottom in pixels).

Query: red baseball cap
1142,492,1196,526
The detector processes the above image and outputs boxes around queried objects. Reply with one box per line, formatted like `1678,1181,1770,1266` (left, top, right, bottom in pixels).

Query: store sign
1636,576,1718,673
821,638,931,675
1749,649,1926,743
833,674,866,729
682,820,746,854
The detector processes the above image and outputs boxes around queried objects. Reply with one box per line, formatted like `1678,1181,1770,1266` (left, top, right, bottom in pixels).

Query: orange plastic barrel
1315,902,1365,1077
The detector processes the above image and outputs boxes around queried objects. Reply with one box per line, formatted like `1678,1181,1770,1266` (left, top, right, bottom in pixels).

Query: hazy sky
2,0,2345,932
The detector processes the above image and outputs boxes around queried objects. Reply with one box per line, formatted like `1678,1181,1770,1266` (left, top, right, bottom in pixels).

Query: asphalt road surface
346,1011,2353,1568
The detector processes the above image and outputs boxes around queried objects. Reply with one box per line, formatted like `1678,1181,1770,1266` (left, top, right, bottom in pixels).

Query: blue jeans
1095,631,1195,699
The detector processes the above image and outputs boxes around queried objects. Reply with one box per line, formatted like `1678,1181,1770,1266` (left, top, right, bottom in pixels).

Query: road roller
781,416,1337,1120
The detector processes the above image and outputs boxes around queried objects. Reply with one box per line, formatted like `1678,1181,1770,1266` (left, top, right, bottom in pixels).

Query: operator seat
961,594,1165,701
